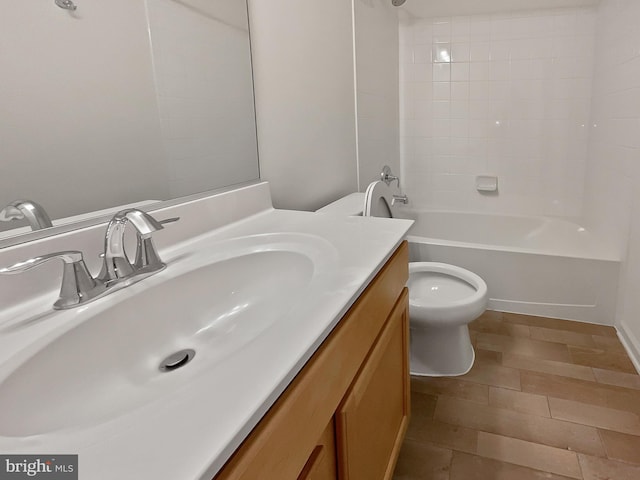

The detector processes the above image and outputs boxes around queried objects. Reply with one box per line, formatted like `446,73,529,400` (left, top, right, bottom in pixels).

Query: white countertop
0,187,412,479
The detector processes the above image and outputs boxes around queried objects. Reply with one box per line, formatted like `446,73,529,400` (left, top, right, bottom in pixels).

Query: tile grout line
594,428,607,462
576,452,586,480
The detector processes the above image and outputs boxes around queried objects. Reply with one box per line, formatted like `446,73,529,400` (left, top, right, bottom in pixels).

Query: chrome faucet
98,209,166,283
0,199,53,231
0,209,177,310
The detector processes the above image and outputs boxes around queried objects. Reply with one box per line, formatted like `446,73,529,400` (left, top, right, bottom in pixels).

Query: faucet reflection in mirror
0,209,177,310
0,200,53,231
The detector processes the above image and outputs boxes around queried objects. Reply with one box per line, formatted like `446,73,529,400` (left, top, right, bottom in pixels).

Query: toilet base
410,324,475,377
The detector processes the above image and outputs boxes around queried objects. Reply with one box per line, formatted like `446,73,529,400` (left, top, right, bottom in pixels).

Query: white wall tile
451,63,470,81
452,43,471,63
433,63,451,82
400,8,596,216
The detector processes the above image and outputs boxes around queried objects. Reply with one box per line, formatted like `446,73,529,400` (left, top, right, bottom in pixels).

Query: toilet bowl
318,174,489,377
407,262,487,376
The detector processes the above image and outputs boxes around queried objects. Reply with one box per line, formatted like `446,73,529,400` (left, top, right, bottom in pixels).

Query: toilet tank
316,193,365,216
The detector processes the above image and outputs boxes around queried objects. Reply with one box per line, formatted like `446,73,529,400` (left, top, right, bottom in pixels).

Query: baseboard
617,321,640,374
488,298,612,325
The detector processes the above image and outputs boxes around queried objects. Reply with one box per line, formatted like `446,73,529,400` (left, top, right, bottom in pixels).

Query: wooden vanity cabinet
336,288,410,480
297,419,337,480
213,241,409,480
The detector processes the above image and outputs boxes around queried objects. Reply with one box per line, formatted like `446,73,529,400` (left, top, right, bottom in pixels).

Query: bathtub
395,210,620,324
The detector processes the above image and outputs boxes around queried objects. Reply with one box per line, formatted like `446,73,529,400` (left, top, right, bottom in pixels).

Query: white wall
583,0,640,367
248,0,358,211
399,8,597,216
353,0,400,190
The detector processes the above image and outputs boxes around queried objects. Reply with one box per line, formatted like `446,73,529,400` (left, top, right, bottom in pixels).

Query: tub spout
392,194,408,206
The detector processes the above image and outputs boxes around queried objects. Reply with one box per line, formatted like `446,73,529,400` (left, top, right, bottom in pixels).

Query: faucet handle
381,165,400,188
0,251,104,310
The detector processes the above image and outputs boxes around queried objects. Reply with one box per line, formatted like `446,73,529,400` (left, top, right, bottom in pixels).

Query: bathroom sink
0,234,335,436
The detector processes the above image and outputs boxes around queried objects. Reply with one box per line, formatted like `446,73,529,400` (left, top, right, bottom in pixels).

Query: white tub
397,210,620,324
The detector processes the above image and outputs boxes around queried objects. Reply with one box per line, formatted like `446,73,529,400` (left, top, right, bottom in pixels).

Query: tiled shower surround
400,8,597,216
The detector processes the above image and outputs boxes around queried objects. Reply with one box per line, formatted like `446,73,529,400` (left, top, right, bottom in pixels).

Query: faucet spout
0,199,53,230
99,209,164,282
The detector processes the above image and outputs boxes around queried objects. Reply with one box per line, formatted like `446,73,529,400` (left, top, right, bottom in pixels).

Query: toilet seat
364,181,397,218
408,262,488,326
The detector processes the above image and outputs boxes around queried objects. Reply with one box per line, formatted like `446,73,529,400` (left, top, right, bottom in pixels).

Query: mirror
0,0,259,245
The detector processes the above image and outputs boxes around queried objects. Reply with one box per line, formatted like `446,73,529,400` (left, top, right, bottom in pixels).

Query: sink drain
159,349,195,372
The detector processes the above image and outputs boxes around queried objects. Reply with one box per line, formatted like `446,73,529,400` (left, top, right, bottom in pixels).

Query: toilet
407,262,487,376
318,178,488,377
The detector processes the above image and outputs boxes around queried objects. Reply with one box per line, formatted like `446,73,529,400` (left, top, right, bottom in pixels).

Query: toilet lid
364,180,397,218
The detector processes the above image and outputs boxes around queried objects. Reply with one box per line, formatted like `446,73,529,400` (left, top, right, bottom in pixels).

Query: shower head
392,0,406,6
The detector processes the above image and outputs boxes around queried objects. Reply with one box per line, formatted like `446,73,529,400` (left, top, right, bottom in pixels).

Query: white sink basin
0,233,336,436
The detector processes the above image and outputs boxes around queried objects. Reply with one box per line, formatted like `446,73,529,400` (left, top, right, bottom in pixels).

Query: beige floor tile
405,417,477,454
411,376,489,404
502,313,618,337
598,429,640,465
476,431,581,479
501,352,596,381
593,367,640,390
393,440,452,480
469,316,530,338
462,361,522,390
410,390,438,421
404,391,441,451
488,386,550,417
474,348,502,364
529,325,597,348
521,370,640,415
477,310,504,321
592,334,628,353
434,396,605,456
568,345,637,373
578,453,640,480
548,397,640,435
396,314,640,480
449,451,578,480
477,332,572,362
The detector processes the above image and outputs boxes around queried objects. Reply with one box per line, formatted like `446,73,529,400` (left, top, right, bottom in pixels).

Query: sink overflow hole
159,349,195,372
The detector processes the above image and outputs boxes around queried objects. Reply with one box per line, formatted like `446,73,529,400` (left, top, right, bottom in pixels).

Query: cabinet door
335,288,410,480
297,419,337,480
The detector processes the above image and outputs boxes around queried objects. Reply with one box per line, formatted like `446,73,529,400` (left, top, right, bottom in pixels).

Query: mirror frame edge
0,179,264,251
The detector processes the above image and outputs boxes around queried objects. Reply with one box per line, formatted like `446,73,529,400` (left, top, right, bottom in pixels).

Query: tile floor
393,311,640,480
